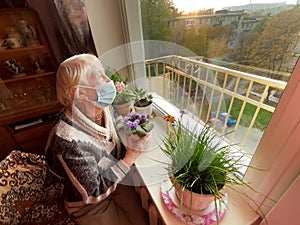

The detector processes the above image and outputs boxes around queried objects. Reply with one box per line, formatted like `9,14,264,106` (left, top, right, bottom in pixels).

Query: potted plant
106,68,136,115
117,111,154,138
133,88,153,115
161,113,264,223
115,112,154,151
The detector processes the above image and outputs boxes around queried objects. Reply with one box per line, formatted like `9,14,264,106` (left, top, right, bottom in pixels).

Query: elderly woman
45,54,149,225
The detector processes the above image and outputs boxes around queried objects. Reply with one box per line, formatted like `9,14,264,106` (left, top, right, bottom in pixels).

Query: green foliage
252,16,269,34
135,122,154,137
105,68,136,104
140,0,173,41
182,25,210,56
117,112,154,137
133,88,153,107
225,98,272,130
161,118,273,222
161,121,247,198
114,89,136,104
247,7,300,73
105,67,129,84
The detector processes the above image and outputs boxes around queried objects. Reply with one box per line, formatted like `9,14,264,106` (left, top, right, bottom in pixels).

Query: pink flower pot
175,184,215,211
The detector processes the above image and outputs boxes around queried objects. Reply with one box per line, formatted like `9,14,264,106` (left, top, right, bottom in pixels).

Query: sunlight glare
172,0,297,13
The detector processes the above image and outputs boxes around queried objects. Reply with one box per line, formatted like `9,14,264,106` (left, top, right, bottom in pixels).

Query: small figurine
3,58,26,78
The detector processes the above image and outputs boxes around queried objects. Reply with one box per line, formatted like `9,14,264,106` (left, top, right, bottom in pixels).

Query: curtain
47,0,97,59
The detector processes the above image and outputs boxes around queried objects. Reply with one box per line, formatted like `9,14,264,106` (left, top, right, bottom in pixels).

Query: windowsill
134,126,260,224
142,181,260,225
134,131,260,225
133,94,260,224
151,92,252,176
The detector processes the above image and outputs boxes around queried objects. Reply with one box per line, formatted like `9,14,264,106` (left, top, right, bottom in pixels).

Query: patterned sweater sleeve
47,133,130,205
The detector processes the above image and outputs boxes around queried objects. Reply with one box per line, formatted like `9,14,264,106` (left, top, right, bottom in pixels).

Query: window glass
139,0,300,160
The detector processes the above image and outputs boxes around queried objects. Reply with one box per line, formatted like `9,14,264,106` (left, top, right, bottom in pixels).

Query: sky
172,0,297,12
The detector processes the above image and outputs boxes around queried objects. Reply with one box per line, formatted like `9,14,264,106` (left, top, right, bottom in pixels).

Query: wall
86,0,146,79
85,0,128,72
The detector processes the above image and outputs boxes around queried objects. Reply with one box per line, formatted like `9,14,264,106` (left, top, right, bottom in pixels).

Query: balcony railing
145,55,287,154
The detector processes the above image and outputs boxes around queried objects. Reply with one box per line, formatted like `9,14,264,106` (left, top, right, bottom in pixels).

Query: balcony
143,55,287,159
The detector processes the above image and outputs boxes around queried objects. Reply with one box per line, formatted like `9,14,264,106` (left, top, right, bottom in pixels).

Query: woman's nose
103,74,111,82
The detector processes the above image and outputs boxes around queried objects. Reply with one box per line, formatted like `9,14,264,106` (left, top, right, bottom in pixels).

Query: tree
233,16,269,64
208,38,232,59
206,24,235,59
248,7,300,74
140,0,174,41
182,25,210,56
247,6,300,102
207,24,235,41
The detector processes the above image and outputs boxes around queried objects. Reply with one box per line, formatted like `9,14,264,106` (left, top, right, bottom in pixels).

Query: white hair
56,53,102,106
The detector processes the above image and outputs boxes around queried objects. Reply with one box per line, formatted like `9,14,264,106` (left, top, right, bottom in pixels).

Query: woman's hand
122,134,151,166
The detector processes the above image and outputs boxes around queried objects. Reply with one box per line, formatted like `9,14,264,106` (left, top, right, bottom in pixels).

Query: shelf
0,45,46,55
0,101,62,127
0,7,59,157
2,71,55,83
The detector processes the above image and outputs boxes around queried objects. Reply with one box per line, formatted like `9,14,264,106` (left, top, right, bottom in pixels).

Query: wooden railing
145,55,288,154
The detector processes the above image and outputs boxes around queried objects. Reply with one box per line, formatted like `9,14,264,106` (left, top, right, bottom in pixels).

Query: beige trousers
71,184,149,225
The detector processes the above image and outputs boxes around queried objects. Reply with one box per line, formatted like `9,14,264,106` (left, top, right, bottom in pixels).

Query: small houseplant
118,112,154,138
133,88,153,115
106,68,136,115
161,113,265,223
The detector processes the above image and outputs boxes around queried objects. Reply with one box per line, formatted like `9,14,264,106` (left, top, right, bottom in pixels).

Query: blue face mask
94,80,116,108
77,80,116,108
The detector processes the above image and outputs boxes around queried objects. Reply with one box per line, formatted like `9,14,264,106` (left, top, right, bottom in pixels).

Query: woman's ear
71,86,89,100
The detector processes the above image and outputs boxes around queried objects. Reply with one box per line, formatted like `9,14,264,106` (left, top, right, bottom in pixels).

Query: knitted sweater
45,107,130,213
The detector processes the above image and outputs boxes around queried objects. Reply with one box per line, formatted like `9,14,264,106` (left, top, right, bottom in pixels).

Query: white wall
85,0,146,79
85,0,128,71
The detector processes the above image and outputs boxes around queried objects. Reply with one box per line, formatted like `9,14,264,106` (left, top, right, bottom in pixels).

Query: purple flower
124,116,130,123
122,112,153,135
141,114,148,120
126,121,138,130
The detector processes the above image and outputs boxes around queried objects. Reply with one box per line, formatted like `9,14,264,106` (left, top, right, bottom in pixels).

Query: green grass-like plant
160,118,274,223
162,119,274,207
161,121,248,198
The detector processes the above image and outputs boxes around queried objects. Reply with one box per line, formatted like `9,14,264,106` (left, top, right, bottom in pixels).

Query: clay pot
175,184,215,211
134,102,153,115
113,101,133,116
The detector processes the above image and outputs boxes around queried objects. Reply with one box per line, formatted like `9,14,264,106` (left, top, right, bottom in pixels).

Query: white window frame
120,2,300,219
86,0,300,221
244,59,300,216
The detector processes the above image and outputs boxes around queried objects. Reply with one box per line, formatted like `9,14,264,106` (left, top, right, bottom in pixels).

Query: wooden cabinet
0,8,61,159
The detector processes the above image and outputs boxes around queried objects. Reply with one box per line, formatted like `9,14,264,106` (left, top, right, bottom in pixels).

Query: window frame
120,1,300,218
87,0,300,220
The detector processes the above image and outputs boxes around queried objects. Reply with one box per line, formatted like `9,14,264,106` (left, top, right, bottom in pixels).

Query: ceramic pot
113,101,133,116
175,184,215,211
130,130,152,142
134,102,153,115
